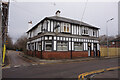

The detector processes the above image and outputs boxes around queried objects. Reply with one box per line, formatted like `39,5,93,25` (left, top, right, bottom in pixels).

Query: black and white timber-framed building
26,10,100,59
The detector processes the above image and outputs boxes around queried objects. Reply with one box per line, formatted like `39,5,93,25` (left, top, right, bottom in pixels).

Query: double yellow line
78,66,120,80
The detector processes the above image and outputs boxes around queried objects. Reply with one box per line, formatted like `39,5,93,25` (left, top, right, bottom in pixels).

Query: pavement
19,52,119,65
2,50,35,69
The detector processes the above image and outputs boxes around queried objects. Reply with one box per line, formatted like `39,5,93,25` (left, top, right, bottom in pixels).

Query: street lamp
106,18,114,57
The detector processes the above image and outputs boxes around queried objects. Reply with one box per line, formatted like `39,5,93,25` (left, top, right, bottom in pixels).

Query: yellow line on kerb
78,66,120,80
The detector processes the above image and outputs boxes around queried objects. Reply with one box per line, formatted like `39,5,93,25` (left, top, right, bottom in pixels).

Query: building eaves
27,16,100,33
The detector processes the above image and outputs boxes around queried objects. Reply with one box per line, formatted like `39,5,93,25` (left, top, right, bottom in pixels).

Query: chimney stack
55,10,61,17
28,21,32,30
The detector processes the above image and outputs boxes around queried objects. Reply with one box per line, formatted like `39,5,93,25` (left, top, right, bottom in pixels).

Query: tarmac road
2,50,119,79
6,50,33,67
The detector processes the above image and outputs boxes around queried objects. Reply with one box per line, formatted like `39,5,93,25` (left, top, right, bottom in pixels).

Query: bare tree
99,35,115,46
116,34,120,38
14,35,27,52
6,35,14,50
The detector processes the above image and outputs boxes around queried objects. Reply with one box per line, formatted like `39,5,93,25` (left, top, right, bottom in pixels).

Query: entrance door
88,47,91,57
88,43,91,57
93,43,97,57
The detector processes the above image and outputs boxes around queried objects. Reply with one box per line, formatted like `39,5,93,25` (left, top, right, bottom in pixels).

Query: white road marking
14,65,21,68
32,64,38,65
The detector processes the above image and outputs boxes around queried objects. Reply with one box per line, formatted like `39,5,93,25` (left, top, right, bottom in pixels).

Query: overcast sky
8,1,118,43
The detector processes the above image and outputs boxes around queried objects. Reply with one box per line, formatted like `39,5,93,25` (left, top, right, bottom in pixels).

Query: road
5,50,33,67
2,51,119,79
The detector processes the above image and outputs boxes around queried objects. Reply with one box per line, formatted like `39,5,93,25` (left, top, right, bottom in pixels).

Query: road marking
14,65,21,68
39,63,46,64
32,64,38,65
78,66,120,80
2,66,11,69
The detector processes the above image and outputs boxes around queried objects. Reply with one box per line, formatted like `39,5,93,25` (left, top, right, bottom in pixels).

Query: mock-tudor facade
26,11,100,59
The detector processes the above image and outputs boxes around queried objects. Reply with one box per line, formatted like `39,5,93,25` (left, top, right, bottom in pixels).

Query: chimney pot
55,10,61,16
28,21,32,31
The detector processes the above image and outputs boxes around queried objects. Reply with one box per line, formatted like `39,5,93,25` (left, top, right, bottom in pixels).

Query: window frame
38,42,41,51
45,41,52,51
74,42,83,51
62,23,70,33
82,27,89,35
57,41,68,51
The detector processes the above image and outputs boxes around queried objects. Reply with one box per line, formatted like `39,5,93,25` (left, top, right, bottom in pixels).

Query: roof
27,16,100,33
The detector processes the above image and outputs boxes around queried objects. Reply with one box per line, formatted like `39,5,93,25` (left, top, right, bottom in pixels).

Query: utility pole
106,18,114,57
1,1,9,65
0,0,2,79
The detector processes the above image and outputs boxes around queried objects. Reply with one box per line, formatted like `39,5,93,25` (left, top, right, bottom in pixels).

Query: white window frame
82,27,89,35
74,42,83,51
62,23,70,33
45,41,52,51
38,42,41,51
57,41,68,51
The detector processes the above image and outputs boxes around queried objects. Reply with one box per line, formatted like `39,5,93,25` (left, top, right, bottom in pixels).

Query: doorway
93,43,97,57
88,43,91,57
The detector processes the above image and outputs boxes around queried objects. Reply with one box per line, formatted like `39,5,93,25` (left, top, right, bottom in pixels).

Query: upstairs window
63,23,70,33
82,27,89,35
67,25,69,32
43,20,48,32
64,25,66,32
93,30,96,37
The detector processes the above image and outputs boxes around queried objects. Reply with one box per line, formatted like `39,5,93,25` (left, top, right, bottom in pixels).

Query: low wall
26,51,97,59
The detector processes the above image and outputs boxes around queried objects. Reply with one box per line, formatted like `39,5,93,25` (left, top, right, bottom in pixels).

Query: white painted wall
69,42,71,50
51,21,53,32
48,20,50,32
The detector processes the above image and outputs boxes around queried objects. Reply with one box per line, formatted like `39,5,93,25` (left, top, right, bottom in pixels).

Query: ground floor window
27,44,31,50
31,43,34,51
45,41,52,51
57,41,68,51
74,42,83,51
38,42,41,51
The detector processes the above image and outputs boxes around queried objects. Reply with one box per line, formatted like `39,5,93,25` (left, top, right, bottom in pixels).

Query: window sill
61,32,71,34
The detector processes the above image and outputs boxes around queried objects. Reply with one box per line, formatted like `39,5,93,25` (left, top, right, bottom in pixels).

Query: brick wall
36,51,41,58
42,51,71,59
26,50,99,59
72,51,88,58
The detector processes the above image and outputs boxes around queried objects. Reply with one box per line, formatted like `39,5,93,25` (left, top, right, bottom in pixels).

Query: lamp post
106,18,114,57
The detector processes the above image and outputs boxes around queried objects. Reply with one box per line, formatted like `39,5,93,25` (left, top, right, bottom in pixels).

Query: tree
14,35,27,52
6,35,14,50
99,35,115,46
116,34,120,38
